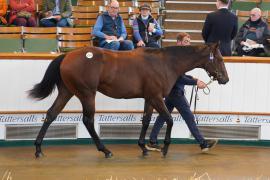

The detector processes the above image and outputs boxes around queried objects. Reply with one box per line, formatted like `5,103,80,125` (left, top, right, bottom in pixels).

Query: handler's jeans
149,91,205,145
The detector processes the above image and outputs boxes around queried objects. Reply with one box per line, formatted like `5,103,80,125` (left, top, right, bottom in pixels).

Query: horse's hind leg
80,94,112,158
138,100,153,156
35,84,73,158
150,97,173,157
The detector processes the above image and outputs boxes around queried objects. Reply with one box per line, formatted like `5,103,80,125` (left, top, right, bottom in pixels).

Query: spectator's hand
118,36,124,41
53,15,61,21
246,39,257,45
148,26,154,33
105,35,117,41
137,40,145,47
25,3,29,7
197,80,207,89
45,11,53,17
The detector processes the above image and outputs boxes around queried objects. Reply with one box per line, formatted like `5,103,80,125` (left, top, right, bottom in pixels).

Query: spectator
235,8,270,56
146,32,218,153
202,0,238,56
0,0,7,25
9,0,37,27
92,0,134,50
40,0,72,27
132,3,163,48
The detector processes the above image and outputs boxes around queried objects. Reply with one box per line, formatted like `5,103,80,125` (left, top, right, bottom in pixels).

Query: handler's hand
197,80,207,89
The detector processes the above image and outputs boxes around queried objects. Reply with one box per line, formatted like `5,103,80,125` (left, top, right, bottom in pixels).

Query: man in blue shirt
132,4,163,48
146,32,218,152
92,0,134,50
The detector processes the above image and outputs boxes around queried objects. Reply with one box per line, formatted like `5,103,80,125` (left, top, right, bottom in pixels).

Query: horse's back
59,46,172,99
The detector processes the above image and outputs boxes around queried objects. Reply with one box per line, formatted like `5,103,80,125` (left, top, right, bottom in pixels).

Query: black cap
139,3,151,11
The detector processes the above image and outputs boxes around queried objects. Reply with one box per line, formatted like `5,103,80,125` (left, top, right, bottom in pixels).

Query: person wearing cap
92,0,134,50
132,3,163,48
146,32,218,153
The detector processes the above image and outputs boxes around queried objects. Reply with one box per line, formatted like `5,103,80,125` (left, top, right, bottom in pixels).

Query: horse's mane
162,45,206,55
141,45,197,54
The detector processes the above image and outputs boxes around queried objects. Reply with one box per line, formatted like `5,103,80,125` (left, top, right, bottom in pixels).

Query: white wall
1,60,269,113
1,59,270,140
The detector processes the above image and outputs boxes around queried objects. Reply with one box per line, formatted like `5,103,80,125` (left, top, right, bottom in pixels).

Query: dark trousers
40,18,69,27
145,41,160,48
219,42,232,56
134,41,160,48
150,91,205,145
101,40,134,50
13,17,37,27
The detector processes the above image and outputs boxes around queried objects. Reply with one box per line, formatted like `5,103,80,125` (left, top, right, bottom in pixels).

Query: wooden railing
0,53,270,63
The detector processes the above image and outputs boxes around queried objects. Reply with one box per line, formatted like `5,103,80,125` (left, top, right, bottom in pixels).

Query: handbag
17,11,32,18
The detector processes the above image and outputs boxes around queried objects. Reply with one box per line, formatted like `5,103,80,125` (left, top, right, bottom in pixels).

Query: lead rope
190,78,214,124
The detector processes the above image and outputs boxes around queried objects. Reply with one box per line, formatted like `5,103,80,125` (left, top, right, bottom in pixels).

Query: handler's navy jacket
170,75,197,95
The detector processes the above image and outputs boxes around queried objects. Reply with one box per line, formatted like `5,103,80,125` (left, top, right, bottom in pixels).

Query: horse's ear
207,42,219,52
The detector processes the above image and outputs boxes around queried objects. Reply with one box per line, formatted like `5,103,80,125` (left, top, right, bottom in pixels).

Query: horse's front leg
81,95,112,158
150,98,173,157
138,100,153,156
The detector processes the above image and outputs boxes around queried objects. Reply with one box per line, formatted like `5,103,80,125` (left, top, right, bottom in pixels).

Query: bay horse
29,43,229,158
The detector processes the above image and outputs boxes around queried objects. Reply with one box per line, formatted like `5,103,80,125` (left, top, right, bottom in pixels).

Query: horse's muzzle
218,77,229,84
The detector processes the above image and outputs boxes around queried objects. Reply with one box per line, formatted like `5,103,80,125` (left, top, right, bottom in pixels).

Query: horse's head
203,43,229,84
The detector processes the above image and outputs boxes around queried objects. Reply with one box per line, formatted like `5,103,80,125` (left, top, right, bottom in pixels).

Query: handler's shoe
145,142,162,152
200,139,218,152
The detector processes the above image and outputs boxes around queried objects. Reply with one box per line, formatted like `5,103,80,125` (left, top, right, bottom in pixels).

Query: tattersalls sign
0,113,270,125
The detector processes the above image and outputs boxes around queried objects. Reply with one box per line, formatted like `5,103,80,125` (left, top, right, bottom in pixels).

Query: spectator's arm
22,0,35,12
235,25,245,45
152,19,163,36
202,14,211,42
257,23,270,44
61,0,72,18
120,17,127,39
132,18,143,42
10,0,29,11
92,15,107,38
231,17,238,40
0,0,7,16
41,0,49,15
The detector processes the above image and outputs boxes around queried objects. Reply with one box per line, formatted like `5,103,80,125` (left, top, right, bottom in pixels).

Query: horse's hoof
142,150,149,157
161,148,168,157
105,152,113,158
35,151,44,158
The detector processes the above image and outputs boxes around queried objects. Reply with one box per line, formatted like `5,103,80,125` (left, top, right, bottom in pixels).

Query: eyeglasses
250,14,256,17
183,40,190,44
110,6,119,9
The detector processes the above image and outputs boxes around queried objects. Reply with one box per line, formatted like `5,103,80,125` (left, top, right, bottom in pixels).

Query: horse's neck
164,47,206,77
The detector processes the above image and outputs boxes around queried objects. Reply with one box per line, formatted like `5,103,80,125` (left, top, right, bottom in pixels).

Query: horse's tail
28,54,66,100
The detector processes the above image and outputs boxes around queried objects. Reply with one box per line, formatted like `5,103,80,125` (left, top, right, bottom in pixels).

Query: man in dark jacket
235,8,270,56
132,3,163,48
92,0,134,50
202,0,238,56
146,32,218,153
